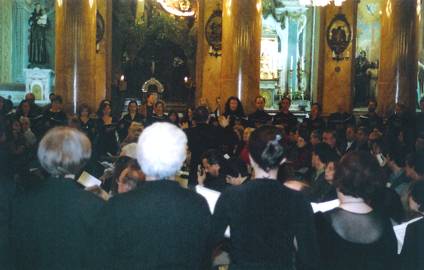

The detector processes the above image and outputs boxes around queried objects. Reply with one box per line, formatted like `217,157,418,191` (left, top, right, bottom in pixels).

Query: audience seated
2,92,424,269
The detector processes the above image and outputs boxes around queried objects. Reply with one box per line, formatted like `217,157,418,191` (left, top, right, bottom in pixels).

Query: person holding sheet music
89,123,211,269
400,181,424,270
10,127,104,269
41,95,67,132
117,99,144,141
211,125,319,270
315,151,398,270
94,100,119,158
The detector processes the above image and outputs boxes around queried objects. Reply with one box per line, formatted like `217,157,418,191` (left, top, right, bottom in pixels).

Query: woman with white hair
90,122,211,269
11,127,104,269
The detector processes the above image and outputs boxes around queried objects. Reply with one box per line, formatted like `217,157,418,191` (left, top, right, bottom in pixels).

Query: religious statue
28,3,48,66
354,50,372,106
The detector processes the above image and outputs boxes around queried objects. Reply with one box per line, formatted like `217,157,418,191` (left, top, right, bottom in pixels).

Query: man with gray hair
90,122,212,269
11,127,104,269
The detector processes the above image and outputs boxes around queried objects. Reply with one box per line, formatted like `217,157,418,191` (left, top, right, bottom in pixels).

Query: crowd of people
0,91,424,270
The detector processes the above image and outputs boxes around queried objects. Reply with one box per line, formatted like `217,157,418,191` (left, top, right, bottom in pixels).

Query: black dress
315,208,398,270
94,118,119,157
117,112,144,141
400,217,424,270
11,176,104,269
88,180,212,270
78,117,96,142
212,178,319,270
273,111,298,131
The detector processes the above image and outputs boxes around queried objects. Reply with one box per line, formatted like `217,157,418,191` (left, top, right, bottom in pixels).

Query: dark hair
224,96,245,117
248,125,285,171
312,143,339,164
200,149,223,166
77,103,91,117
16,100,31,115
168,111,180,124
406,151,424,176
193,106,209,123
409,181,424,212
311,102,321,112
127,99,138,109
111,156,140,195
225,157,249,177
155,100,165,108
334,151,384,202
51,95,63,104
255,95,266,103
310,129,322,141
97,99,112,118
277,162,296,183
368,99,378,107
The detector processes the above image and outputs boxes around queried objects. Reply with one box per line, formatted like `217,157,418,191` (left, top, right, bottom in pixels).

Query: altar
24,68,54,104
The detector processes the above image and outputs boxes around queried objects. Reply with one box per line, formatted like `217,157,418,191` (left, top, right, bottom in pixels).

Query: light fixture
156,0,195,17
299,0,346,7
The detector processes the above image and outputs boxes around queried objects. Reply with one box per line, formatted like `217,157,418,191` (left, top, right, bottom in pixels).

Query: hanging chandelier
156,0,195,16
299,0,346,7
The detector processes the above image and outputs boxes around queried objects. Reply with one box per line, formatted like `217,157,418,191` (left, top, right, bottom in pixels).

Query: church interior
2,1,424,269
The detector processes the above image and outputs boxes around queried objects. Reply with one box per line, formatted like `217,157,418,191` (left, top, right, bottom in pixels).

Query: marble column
319,0,358,115
0,0,13,83
195,0,222,110
378,0,419,115
55,0,97,114
221,0,262,114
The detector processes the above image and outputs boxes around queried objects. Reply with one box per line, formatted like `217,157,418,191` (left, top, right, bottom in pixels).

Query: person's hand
197,165,206,186
218,115,230,128
226,174,248,186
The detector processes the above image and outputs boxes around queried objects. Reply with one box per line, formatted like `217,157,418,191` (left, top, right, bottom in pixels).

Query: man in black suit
90,122,212,270
11,127,104,269
185,106,220,185
247,95,272,128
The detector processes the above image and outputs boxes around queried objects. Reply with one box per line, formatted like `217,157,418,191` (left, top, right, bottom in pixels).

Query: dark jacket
0,176,15,269
401,218,424,270
89,180,212,270
11,176,104,270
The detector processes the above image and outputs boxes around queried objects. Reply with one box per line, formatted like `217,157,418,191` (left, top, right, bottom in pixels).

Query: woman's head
111,156,143,194
224,96,245,116
37,127,91,176
77,103,91,118
127,100,138,114
168,111,180,124
248,125,285,172
334,151,383,202
18,100,31,115
97,100,112,118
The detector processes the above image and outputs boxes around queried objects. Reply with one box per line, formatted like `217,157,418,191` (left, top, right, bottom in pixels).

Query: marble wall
319,0,358,115
0,0,13,83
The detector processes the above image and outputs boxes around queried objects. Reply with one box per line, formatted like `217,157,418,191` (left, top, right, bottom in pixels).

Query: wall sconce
326,14,352,61
205,8,222,57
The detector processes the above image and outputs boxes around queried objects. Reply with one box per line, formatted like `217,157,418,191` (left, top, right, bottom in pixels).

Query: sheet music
311,199,340,213
393,217,423,254
77,171,102,188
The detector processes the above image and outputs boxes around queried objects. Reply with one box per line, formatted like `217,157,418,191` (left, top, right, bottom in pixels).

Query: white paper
77,171,102,188
393,217,423,254
311,199,340,213
195,185,231,237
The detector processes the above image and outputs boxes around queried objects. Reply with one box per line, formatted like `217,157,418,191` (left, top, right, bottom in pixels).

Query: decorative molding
0,0,13,83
